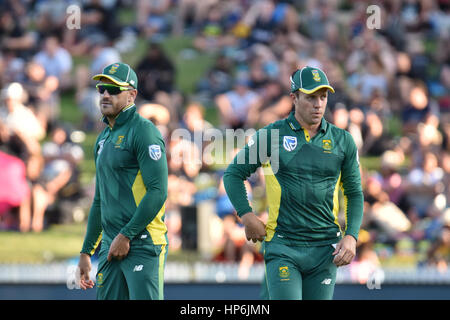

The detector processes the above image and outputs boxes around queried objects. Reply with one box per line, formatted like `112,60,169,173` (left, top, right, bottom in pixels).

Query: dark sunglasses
96,83,133,95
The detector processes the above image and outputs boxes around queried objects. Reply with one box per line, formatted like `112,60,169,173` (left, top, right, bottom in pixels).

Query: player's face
98,79,136,118
292,88,328,127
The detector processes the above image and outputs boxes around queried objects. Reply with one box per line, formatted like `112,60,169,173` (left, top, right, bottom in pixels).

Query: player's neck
295,115,320,138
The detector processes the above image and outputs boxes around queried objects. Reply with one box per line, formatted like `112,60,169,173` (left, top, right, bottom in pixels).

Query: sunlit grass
0,223,85,263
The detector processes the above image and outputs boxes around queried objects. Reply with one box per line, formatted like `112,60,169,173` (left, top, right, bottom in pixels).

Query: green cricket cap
92,62,138,89
290,66,334,94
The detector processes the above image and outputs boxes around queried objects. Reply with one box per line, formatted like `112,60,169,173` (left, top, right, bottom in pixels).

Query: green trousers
95,242,167,300
263,240,337,300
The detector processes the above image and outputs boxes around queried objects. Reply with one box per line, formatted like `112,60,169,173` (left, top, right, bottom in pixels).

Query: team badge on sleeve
149,145,161,160
283,136,297,152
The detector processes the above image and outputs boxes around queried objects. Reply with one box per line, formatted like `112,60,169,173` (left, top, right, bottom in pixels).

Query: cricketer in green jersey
77,62,168,300
223,66,364,300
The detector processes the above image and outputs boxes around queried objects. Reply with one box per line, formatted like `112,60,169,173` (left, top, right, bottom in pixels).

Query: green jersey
223,111,363,245
81,104,168,255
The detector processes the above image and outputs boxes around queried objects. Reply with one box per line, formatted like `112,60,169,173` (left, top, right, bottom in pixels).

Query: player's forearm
223,169,253,217
343,191,364,240
80,201,102,256
120,187,167,240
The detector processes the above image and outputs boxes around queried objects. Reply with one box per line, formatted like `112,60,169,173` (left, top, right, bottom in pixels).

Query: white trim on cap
299,66,306,89
125,64,131,83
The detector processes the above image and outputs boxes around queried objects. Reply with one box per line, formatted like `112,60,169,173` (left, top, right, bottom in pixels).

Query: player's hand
107,233,130,261
332,235,357,267
240,212,266,243
78,253,95,290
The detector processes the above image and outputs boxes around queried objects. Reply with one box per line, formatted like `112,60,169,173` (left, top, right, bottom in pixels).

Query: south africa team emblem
323,139,332,151
149,145,161,160
96,273,104,287
109,63,120,74
283,136,297,152
311,69,321,82
279,266,290,279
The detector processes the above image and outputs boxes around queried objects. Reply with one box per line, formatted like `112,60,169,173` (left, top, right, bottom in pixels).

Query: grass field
0,223,85,263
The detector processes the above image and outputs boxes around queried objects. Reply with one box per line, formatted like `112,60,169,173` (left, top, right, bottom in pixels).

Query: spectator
172,0,219,35
402,81,439,135
89,40,121,76
347,107,365,152
166,136,201,251
358,56,389,106
193,3,237,53
138,103,171,142
33,35,72,90
0,150,30,231
31,124,84,232
0,5,36,59
404,151,444,220
179,102,214,152
22,61,60,129
304,0,338,41
0,82,46,141
441,151,450,207
196,54,234,101
332,104,349,130
379,149,407,207
34,0,70,38
254,79,292,127
243,0,290,46
426,208,450,273
0,115,43,232
64,0,122,56
364,172,412,241
408,113,443,169
135,42,181,122
214,75,260,129
246,43,279,90
136,0,172,41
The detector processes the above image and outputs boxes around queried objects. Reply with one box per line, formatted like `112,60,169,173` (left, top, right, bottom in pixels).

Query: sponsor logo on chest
283,136,297,152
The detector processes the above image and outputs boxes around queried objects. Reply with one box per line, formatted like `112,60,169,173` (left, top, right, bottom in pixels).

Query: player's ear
128,89,137,103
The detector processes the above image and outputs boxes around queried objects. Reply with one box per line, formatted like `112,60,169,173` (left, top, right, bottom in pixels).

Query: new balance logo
321,278,332,285
133,265,144,272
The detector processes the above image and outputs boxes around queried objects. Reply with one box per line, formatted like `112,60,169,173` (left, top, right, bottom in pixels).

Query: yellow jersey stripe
332,173,342,233
131,170,167,244
146,205,167,244
340,182,349,235
158,244,167,300
90,232,102,256
262,162,282,242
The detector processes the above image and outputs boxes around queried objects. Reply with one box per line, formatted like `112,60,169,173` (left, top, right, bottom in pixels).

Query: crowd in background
0,0,449,280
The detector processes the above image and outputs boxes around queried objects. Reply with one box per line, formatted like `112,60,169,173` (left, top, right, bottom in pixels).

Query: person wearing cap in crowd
223,66,363,299
77,62,168,300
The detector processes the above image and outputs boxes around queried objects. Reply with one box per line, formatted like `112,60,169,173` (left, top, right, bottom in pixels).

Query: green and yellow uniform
81,104,168,300
223,110,363,299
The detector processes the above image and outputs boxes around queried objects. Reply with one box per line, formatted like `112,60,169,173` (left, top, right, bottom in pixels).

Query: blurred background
0,0,449,299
